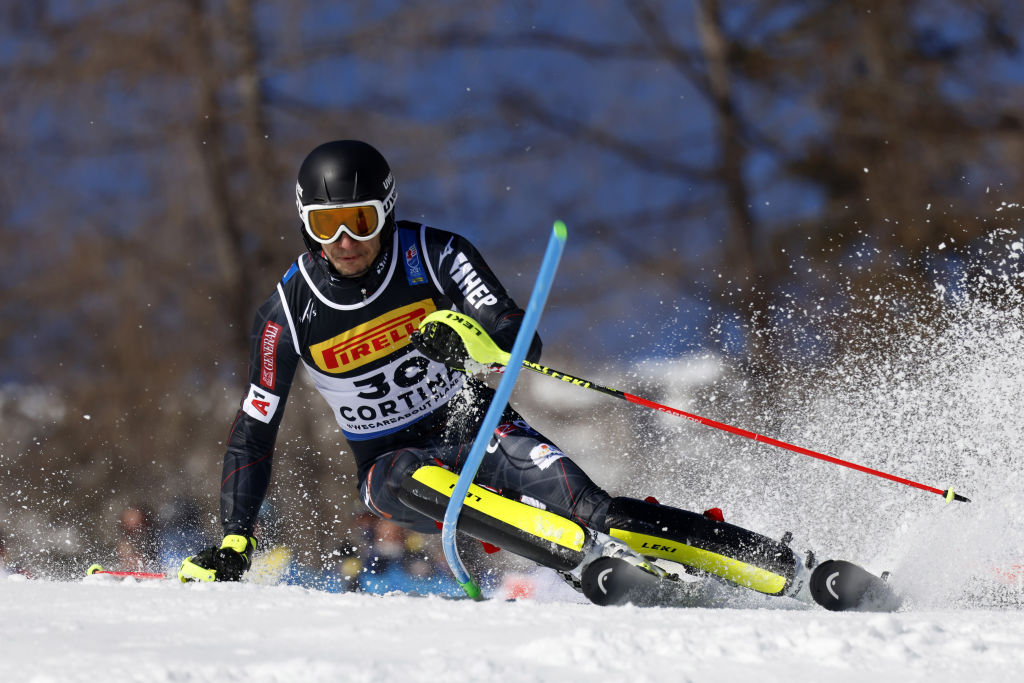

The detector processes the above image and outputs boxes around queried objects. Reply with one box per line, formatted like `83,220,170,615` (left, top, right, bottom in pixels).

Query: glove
411,316,472,368
411,311,511,370
177,534,257,583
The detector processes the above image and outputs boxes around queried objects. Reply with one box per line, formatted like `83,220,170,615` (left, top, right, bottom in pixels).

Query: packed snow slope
2,575,1023,683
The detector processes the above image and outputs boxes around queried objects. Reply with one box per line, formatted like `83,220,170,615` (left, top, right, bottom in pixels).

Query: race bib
305,352,463,440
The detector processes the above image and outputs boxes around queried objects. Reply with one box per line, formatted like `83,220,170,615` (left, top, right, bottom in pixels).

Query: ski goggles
300,199,388,244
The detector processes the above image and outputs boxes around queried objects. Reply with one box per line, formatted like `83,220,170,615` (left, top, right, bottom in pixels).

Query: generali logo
260,321,283,389
309,299,437,373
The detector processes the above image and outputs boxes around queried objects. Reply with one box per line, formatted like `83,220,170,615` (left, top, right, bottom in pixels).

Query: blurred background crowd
1,496,575,600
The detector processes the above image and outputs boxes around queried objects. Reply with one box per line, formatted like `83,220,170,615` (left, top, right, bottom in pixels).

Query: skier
178,140,888,610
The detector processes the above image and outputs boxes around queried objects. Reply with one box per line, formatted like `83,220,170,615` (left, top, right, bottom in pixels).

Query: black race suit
221,221,610,538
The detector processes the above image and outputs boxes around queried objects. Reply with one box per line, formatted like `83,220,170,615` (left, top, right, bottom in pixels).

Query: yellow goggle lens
307,204,381,241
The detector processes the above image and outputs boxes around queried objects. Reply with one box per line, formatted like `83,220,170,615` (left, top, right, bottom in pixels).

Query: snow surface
2,574,1023,683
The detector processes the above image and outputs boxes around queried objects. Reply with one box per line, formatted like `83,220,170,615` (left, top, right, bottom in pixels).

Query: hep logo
449,252,499,310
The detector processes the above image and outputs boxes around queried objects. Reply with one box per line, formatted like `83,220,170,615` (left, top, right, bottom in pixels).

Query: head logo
309,299,437,373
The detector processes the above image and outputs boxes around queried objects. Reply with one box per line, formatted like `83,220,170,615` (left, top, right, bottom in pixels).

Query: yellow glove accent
418,310,512,368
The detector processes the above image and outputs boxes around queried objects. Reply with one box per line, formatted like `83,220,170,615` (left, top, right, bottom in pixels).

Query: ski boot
604,498,900,612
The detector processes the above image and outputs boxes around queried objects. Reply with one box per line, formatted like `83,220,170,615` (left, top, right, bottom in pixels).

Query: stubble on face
323,233,382,277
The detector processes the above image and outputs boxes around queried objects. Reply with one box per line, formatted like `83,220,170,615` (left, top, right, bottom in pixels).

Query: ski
579,554,898,611
580,556,713,607
581,556,667,606
808,559,900,612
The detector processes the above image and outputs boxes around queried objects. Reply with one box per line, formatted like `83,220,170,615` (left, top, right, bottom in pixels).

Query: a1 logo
243,384,281,423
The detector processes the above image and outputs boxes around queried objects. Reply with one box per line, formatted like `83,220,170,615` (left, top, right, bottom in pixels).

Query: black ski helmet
295,140,397,256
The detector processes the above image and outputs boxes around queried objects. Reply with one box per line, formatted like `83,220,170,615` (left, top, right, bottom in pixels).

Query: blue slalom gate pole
441,220,567,599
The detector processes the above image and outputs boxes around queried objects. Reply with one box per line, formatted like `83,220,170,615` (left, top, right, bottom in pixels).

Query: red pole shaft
512,359,968,502
94,570,167,579
623,392,948,497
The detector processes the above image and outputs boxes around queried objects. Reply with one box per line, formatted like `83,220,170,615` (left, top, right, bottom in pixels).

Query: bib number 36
352,356,430,400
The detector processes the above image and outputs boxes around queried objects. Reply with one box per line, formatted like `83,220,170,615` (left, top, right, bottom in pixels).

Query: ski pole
503,360,970,504
440,220,567,600
86,564,168,580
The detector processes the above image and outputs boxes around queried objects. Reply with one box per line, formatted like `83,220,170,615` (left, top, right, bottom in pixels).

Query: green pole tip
553,220,567,240
460,578,484,601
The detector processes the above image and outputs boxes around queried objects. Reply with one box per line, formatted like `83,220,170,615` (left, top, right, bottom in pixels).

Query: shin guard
398,465,589,572
605,497,798,595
